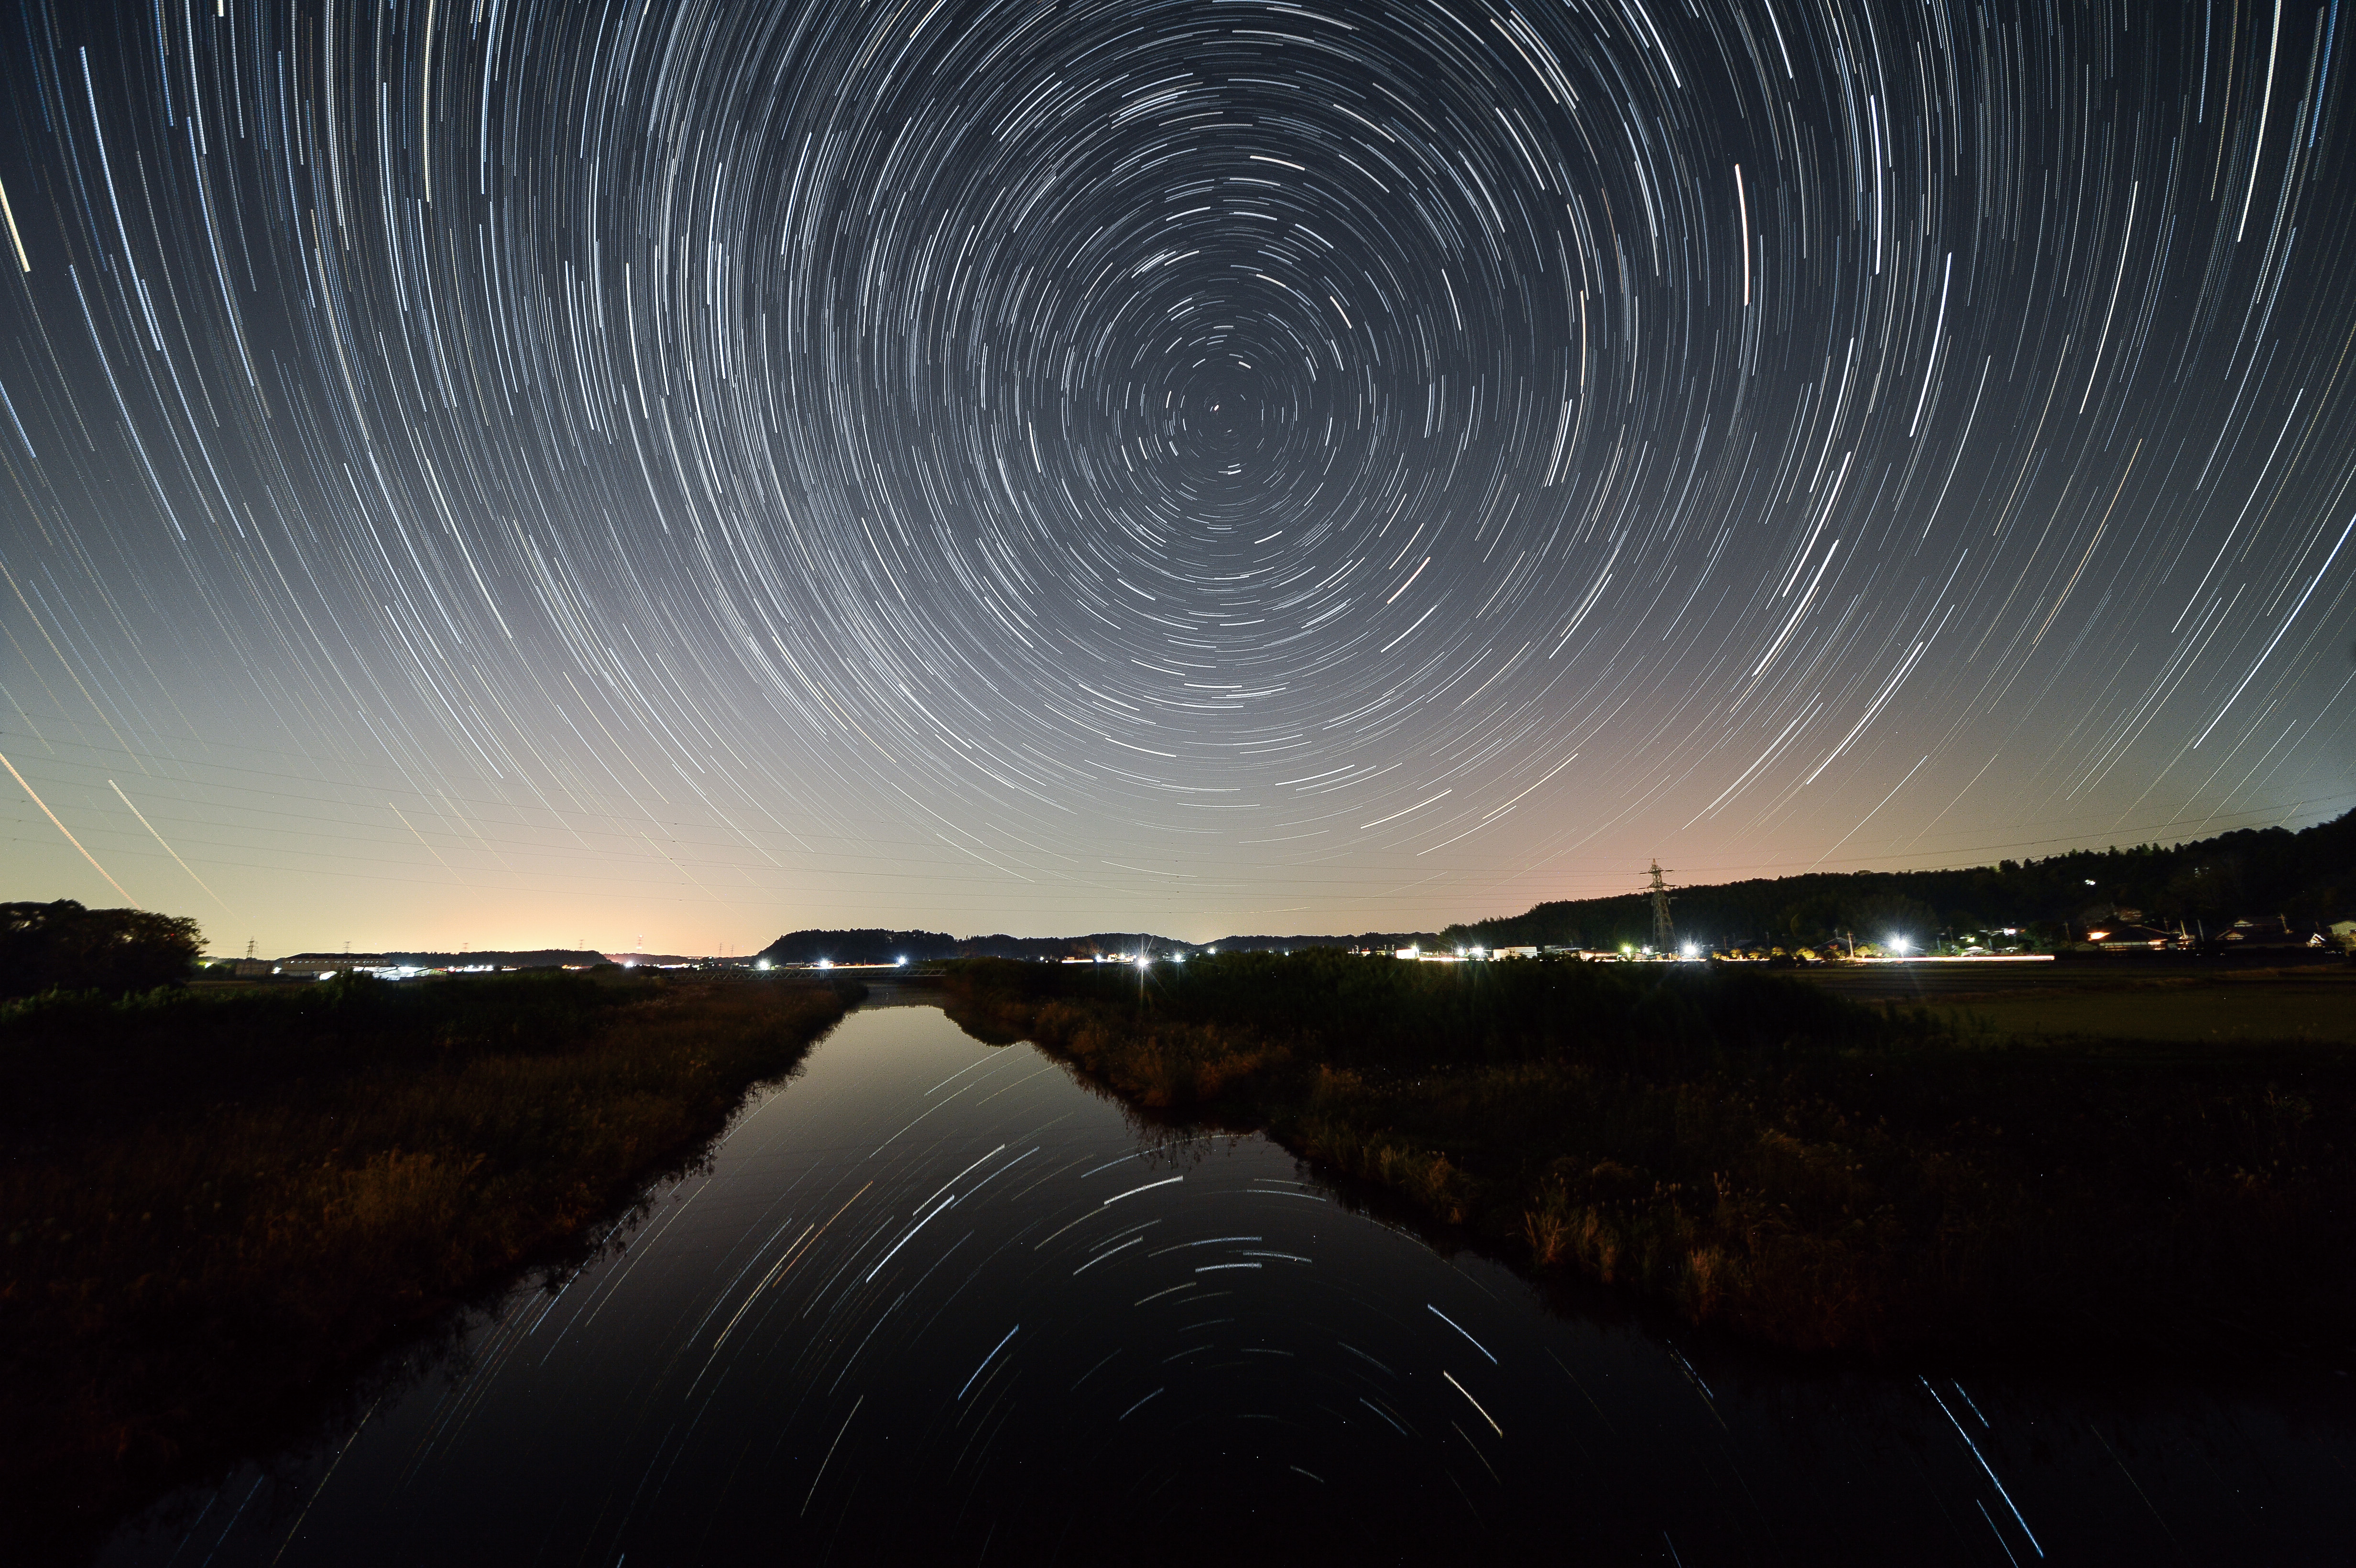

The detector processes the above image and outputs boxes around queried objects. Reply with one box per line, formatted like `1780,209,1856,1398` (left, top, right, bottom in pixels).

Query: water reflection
106,1006,2356,1565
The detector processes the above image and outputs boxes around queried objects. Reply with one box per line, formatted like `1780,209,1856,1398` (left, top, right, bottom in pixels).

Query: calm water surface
105,1005,2355,1565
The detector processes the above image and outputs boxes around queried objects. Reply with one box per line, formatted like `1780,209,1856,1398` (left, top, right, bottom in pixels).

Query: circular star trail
1,0,2352,946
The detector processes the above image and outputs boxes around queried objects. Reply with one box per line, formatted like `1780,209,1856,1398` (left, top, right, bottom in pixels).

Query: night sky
2,0,2352,955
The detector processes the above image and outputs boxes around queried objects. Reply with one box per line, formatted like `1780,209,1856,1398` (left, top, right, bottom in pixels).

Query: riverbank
1,970,853,1559
939,952,2356,1364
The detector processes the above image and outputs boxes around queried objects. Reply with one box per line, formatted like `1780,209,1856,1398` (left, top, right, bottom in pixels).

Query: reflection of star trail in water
107,1009,2356,1564
2,0,2354,946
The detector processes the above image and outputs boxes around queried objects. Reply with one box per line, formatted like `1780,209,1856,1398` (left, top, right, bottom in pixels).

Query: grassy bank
941,953,2356,1362
1,970,852,1557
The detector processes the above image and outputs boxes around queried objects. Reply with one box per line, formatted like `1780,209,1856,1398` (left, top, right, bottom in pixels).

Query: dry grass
941,953,2356,1362
0,971,850,1560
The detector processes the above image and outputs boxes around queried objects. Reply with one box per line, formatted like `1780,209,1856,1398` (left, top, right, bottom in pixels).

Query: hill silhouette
1442,807,2356,952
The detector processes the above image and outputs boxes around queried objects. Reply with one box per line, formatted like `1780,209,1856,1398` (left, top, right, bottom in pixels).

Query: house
2080,923,2178,950
2215,917,2314,949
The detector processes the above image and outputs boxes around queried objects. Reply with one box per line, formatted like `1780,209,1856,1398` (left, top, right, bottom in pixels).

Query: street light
1889,937,1909,955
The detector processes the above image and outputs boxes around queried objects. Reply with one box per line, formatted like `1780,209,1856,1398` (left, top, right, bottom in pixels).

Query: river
103,1003,2356,1565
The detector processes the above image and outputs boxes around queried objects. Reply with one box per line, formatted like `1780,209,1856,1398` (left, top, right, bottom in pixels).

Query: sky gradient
3,0,2353,956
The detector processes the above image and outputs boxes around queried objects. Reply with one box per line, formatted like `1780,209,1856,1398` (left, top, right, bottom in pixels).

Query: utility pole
1647,860,1675,953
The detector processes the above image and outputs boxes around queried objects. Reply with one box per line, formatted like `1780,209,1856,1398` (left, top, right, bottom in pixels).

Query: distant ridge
1199,931,1441,953
759,929,1184,965
1442,807,2356,952
757,928,1450,963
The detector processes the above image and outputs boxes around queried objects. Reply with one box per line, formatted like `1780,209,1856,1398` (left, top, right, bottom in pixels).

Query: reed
941,952,2356,1361
0,970,851,1559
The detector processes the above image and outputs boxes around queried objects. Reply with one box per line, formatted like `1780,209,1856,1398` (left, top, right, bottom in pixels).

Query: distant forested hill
1442,808,2356,952
756,928,1447,963
757,929,1195,964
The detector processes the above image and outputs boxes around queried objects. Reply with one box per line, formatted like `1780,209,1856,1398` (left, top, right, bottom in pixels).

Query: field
1801,960,2356,1044
0,970,852,1560
939,952,2356,1366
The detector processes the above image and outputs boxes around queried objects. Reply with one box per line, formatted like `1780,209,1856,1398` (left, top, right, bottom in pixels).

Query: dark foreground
92,1004,2356,1568
940,952,2356,1364
0,971,851,1560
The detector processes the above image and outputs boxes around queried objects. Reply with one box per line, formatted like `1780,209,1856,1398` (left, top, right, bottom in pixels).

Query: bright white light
1890,937,1909,954
896,955,908,967
756,959,771,971
2084,879,2097,886
817,958,832,970
1134,954,1149,967
1470,946,1485,958
1680,943,1697,958
1173,953,1185,963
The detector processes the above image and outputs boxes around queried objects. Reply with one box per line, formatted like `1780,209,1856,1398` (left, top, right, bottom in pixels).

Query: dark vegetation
0,968,854,1559
1444,805,2356,952
940,951,2356,1363
2,900,204,1001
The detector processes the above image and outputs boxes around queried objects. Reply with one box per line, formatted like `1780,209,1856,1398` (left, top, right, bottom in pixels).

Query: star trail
2,0,2352,950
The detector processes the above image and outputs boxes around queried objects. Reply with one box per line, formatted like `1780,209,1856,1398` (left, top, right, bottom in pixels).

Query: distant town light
756,959,771,971
1890,937,1909,954
817,958,833,970
1680,942,1697,958
896,955,908,967
2084,879,2097,886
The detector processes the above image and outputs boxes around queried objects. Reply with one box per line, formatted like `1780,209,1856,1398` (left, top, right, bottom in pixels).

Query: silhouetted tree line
0,901,203,1002
1442,807,2356,952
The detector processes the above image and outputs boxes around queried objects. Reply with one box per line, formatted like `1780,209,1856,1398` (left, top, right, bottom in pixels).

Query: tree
0,900,205,1001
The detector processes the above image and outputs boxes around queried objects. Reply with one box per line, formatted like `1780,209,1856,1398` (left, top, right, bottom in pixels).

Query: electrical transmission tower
1646,860,1676,952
